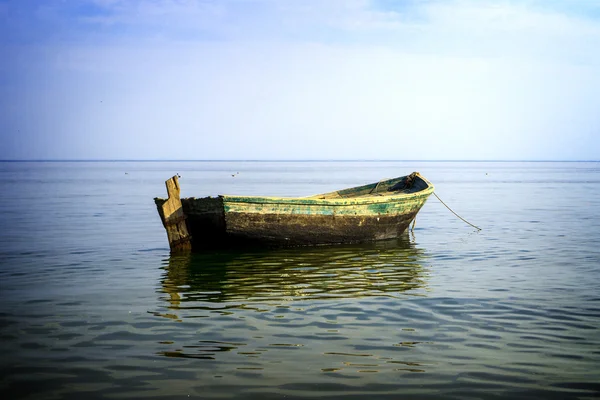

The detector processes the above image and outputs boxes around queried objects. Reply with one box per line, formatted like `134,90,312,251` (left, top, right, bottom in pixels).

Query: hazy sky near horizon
1,0,599,160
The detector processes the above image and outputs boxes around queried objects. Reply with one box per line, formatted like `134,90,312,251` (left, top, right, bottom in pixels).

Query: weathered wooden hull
155,172,434,252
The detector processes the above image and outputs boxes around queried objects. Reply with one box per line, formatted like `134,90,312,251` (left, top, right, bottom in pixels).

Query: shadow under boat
156,235,429,317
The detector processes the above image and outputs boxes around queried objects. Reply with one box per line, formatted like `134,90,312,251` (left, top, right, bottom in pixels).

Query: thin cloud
0,0,599,160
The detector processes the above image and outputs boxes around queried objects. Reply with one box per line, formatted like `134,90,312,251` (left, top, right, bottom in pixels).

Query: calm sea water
0,161,599,400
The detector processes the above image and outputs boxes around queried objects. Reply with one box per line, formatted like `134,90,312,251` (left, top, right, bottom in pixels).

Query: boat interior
309,172,429,200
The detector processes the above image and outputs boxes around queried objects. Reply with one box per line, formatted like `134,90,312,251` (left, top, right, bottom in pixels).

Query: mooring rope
433,192,482,231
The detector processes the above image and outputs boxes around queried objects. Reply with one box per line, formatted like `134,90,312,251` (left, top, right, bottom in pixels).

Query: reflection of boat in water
156,236,428,318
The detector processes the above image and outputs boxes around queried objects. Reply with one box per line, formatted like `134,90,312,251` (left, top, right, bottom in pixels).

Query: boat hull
225,210,419,246
155,173,434,252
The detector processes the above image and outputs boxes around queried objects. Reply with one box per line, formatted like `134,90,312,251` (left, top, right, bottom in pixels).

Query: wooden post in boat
160,175,192,253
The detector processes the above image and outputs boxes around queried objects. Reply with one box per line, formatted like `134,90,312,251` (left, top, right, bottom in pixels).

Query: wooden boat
154,172,434,252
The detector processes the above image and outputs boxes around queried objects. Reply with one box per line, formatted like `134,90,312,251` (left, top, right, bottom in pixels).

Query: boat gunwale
220,185,434,206
155,173,435,207
220,173,435,206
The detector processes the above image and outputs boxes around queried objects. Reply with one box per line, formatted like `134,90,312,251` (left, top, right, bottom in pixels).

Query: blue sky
1,0,599,160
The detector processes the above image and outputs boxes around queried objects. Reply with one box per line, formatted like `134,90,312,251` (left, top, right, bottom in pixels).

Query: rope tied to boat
433,192,482,231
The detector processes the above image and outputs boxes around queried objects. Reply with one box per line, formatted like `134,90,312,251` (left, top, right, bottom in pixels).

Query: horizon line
0,159,598,163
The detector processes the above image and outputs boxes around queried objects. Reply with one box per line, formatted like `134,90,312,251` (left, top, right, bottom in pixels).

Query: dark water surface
1,161,599,399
